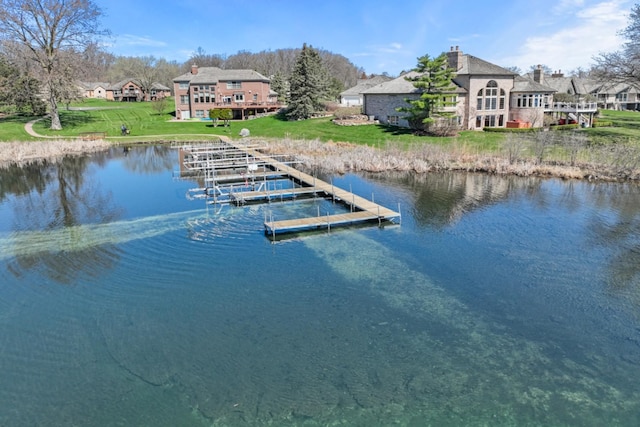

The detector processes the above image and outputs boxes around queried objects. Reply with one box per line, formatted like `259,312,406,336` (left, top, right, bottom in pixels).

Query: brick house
105,79,171,102
172,65,281,120
362,47,585,130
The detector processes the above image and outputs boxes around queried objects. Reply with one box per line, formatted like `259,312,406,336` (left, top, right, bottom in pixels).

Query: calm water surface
0,146,639,426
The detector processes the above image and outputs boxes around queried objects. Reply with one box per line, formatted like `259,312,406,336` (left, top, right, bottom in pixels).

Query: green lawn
15,98,507,149
0,113,41,141
4,99,640,151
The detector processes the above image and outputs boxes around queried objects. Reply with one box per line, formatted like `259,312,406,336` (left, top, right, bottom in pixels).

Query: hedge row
482,127,537,133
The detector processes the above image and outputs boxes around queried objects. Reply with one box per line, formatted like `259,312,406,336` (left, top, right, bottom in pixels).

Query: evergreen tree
270,71,290,104
287,44,328,120
397,53,457,135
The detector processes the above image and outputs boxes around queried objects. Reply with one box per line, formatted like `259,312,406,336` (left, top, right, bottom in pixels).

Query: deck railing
546,102,598,113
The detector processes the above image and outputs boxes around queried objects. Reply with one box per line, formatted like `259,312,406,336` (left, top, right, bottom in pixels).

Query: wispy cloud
116,34,168,48
499,0,630,71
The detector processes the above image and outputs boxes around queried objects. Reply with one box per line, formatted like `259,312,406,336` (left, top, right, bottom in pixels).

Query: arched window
477,80,501,111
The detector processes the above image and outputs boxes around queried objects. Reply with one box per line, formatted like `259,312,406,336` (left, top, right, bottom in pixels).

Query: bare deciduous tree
0,0,108,130
592,4,640,89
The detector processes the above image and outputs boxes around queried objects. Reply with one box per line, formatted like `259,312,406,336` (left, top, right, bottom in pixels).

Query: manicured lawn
4,99,640,151
21,98,509,149
0,113,40,141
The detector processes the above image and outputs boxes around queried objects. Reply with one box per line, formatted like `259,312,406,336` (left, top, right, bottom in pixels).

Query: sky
95,0,634,76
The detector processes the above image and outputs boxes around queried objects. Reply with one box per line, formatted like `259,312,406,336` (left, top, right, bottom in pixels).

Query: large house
362,46,598,130
78,79,171,102
172,65,281,120
106,79,171,102
528,70,640,111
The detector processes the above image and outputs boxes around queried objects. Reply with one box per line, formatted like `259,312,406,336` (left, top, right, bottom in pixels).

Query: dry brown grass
0,139,111,168
2,136,638,182
259,136,635,181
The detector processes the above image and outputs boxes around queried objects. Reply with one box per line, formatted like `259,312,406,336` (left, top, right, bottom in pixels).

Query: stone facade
362,47,557,130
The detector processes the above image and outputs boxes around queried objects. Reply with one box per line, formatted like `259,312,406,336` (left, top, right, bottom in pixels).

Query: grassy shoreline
1,135,637,183
2,100,640,181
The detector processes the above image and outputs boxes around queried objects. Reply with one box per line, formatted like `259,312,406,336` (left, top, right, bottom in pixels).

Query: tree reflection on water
1,152,122,285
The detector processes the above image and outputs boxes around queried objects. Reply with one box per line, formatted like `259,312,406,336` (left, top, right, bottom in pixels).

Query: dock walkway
178,140,401,236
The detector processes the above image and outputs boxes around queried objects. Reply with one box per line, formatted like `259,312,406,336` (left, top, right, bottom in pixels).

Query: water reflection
376,172,543,228
1,154,122,285
1,146,640,425
119,145,175,174
586,183,640,301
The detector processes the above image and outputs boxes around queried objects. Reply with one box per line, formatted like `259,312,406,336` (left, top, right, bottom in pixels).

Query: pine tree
270,71,290,104
397,53,457,135
286,44,328,120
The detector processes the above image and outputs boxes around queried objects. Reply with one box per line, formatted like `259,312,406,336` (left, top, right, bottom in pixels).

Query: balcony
546,102,598,113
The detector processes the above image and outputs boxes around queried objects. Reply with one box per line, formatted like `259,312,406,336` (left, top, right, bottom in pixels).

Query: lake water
1,145,639,426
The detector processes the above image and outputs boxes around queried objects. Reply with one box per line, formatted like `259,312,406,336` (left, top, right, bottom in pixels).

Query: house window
617,92,628,102
222,96,232,103
253,94,258,102
227,81,242,89
388,115,399,125
180,95,189,104
516,94,544,108
477,80,499,111
195,110,205,118
484,115,496,127
179,82,188,89
234,93,244,102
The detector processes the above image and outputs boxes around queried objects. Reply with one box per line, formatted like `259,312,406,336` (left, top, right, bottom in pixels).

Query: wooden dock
177,140,401,236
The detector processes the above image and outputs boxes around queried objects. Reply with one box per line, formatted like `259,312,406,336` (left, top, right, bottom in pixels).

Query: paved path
24,116,54,138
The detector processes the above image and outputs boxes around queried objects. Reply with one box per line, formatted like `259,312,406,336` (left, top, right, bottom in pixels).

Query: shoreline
1,137,639,183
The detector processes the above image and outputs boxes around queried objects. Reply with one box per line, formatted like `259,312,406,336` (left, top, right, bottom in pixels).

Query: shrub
483,127,536,133
549,124,580,131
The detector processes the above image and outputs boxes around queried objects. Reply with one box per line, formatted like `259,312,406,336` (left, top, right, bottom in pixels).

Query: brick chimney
551,70,564,78
191,64,198,75
447,46,463,71
533,64,544,84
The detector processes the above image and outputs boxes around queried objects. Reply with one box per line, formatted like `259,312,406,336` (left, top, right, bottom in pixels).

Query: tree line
2,0,638,131
0,0,365,129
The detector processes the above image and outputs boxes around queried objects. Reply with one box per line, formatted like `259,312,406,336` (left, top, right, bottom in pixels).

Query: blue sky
96,0,633,76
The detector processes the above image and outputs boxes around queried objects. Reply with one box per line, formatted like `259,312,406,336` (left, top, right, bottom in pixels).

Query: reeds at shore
1,136,638,182
261,136,638,181
0,139,111,168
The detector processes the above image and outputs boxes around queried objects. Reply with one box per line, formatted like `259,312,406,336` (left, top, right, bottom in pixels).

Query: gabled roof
361,72,422,95
457,55,517,76
362,71,466,95
108,79,141,90
77,81,110,90
151,82,171,91
512,76,556,93
340,75,393,96
173,66,270,84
